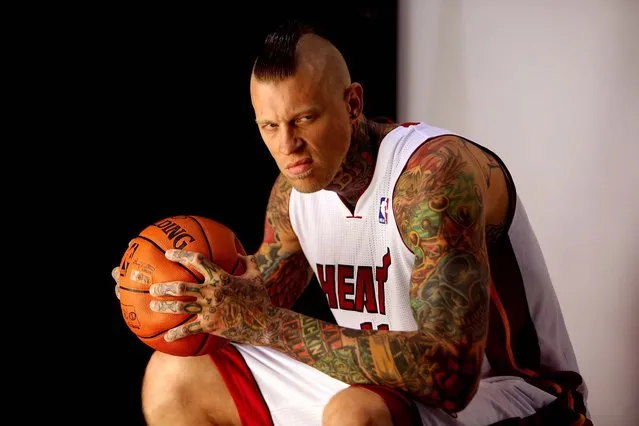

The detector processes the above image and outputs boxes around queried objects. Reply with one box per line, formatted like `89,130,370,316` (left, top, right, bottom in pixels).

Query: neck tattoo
326,119,396,210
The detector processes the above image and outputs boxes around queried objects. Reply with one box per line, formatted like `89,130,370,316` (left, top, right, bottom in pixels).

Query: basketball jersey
289,122,589,413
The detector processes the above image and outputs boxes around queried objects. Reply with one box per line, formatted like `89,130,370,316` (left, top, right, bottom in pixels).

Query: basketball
118,215,247,357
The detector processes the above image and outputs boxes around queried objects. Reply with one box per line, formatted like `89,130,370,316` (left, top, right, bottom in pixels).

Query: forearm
254,175,312,309
256,250,312,309
266,308,483,412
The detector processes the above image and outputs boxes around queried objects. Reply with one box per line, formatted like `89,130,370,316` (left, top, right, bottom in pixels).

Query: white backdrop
397,1,639,425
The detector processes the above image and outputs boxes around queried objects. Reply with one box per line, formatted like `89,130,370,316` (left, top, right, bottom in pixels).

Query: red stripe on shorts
209,344,273,426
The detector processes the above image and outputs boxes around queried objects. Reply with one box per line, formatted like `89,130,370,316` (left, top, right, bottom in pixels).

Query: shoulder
270,172,293,193
391,134,489,248
267,173,294,209
398,134,486,185
264,173,297,237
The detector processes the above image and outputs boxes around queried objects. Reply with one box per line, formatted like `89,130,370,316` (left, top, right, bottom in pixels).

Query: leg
141,350,241,426
232,344,442,425
322,386,394,426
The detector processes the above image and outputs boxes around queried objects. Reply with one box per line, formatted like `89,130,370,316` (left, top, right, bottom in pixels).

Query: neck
326,117,397,210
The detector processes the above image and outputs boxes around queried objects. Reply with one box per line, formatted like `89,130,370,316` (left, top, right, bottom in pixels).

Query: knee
141,351,192,417
141,350,239,425
142,351,230,425
322,387,393,426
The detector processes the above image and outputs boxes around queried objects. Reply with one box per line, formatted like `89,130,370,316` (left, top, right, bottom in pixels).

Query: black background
55,2,398,424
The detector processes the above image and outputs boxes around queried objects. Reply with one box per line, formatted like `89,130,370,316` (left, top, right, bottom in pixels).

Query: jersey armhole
461,138,518,235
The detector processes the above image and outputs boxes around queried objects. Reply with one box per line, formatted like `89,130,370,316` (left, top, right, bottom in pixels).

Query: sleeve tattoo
255,174,313,309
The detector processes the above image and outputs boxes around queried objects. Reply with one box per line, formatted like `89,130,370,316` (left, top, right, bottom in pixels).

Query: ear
344,82,363,122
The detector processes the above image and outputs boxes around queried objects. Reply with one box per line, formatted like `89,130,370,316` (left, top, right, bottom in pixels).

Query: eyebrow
255,106,320,125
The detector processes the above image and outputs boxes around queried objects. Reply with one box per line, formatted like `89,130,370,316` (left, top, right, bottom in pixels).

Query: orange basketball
118,215,247,357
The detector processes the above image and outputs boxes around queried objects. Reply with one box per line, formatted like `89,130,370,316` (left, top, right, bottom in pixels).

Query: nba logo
379,197,389,224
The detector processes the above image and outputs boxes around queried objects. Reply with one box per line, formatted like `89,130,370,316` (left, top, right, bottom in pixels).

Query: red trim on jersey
351,384,422,425
209,345,273,426
400,121,420,127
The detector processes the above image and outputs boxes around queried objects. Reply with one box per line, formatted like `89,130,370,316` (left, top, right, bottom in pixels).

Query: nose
278,125,303,155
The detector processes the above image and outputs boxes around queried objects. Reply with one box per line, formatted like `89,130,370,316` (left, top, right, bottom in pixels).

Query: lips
286,158,313,176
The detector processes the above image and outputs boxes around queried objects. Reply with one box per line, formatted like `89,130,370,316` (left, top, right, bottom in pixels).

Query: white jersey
289,123,454,332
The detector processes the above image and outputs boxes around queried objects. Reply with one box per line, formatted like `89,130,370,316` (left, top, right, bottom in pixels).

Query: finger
164,319,206,342
114,283,120,300
111,266,121,284
149,281,202,297
166,249,227,279
149,299,203,314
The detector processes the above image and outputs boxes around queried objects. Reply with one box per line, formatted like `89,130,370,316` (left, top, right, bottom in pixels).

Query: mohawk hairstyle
252,20,317,81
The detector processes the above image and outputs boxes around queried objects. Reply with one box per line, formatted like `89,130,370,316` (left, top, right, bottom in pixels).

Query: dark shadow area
69,2,400,424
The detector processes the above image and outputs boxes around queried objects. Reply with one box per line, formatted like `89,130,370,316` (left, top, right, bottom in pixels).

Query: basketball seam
195,334,210,355
119,286,149,294
137,235,201,282
138,314,196,339
188,216,214,262
231,257,242,274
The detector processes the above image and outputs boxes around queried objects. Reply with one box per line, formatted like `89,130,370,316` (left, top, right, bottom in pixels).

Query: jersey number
360,322,389,331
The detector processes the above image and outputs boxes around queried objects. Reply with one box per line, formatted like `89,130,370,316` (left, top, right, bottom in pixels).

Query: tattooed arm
255,173,314,309
264,136,490,413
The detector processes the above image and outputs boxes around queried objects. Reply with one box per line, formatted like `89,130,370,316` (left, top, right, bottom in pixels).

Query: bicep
255,174,313,308
393,137,490,343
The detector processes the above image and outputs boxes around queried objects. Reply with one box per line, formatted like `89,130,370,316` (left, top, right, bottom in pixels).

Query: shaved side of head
295,34,351,96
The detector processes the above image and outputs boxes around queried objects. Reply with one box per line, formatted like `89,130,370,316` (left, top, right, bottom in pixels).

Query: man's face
250,68,352,193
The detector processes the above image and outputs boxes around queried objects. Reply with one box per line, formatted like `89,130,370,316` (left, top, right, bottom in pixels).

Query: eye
296,115,314,124
261,123,278,130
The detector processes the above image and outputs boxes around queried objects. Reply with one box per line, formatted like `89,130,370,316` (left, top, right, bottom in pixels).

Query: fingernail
165,250,177,260
149,301,158,311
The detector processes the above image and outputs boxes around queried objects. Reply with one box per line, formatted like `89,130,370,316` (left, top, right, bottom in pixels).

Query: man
113,22,590,425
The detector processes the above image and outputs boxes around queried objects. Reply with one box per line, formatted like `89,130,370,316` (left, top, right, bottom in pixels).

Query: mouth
286,158,313,176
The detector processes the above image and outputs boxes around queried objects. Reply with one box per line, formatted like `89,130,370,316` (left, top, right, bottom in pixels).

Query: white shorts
210,343,580,426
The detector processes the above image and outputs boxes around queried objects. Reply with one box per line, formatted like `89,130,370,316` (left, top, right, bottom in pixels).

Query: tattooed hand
149,249,281,345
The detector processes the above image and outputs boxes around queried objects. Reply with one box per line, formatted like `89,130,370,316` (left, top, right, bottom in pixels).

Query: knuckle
111,266,121,281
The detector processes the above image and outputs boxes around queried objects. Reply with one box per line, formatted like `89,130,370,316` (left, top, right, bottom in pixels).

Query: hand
149,249,279,346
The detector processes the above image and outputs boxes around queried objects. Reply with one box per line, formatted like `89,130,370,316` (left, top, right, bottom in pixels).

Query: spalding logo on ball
118,215,247,357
